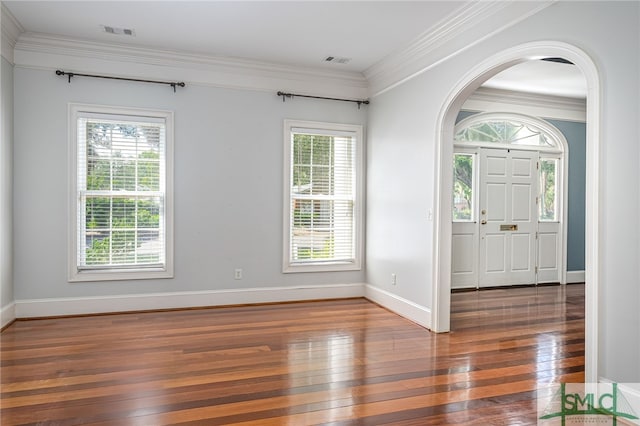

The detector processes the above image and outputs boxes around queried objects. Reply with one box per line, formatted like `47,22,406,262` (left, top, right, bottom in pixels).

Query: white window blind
284,121,362,272
70,105,173,281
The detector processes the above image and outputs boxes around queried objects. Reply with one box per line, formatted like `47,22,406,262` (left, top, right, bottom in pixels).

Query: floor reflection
0,285,584,425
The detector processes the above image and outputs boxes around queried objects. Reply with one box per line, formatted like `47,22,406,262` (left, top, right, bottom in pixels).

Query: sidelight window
453,153,475,221
539,158,559,222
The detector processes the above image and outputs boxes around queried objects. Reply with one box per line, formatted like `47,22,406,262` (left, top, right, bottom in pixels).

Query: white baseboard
615,383,640,424
598,378,640,423
1,302,16,329
12,283,434,333
365,284,431,329
566,270,585,283
14,283,366,319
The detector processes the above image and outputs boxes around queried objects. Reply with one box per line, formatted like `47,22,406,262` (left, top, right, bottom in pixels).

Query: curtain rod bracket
276,91,368,108
277,91,293,102
55,69,185,92
56,69,73,83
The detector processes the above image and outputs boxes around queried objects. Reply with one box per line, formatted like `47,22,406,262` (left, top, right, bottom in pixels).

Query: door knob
481,220,487,225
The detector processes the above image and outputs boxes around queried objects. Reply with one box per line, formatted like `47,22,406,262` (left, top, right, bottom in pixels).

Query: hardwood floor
0,284,584,425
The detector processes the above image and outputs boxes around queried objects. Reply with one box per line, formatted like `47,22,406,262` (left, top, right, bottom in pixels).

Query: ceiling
484,60,587,99
4,1,464,72
3,1,587,98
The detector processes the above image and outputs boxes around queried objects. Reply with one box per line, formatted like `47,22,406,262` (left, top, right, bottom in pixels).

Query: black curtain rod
277,91,369,108
55,70,185,92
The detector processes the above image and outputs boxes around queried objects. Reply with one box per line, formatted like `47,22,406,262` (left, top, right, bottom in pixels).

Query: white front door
478,148,538,287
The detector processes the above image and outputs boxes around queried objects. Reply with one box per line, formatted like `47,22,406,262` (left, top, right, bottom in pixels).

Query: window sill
283,261,362,274
69,267,173,282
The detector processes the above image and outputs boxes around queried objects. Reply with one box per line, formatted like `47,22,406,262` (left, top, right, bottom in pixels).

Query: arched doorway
431,41,600,383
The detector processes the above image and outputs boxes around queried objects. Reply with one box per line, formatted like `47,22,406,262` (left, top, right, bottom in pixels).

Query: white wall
366,71,442,310
12,66,366,308
366,1,640,383
1,55,14,326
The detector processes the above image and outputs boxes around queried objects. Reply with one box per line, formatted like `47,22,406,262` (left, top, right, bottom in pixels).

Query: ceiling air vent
101,25,136,36
324,56,351,65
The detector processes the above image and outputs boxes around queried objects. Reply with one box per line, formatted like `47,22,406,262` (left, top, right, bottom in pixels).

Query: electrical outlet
234,269,243,280
391,273,397,285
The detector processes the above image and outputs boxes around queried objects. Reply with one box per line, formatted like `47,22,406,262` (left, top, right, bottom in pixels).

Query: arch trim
431,41,600,383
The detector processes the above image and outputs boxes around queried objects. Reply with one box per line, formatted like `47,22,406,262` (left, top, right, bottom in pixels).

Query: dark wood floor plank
1,285,584,425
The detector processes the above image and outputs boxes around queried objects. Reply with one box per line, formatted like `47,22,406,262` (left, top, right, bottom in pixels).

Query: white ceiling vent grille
101,25,136,36
324,56,351,64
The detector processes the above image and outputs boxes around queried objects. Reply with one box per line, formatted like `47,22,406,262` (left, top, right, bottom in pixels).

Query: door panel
512,184,532,221
486,183,507,221
538,232,558,269
452,234,475,273
451,224,479,288
479,149,538,287
486,156,507,176
537,221,561,283
485,234,506,272
452,233,475,273
511,233,532,271
512,157,533,177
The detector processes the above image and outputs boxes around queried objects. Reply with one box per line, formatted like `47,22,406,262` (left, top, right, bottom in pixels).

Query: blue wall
456,111,586,272
547,119,586,271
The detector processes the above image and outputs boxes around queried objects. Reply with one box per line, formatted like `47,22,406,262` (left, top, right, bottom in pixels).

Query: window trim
282,119,363,273
68,103,174,282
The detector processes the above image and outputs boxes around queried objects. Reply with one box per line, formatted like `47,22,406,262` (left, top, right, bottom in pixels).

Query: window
454,112,563,152
69,104,173,281
455,119,553,146
453,153,475,221
283,120,363,272
539,157,559,222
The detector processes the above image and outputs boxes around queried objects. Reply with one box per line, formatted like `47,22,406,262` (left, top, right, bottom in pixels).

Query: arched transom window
454,112,564,152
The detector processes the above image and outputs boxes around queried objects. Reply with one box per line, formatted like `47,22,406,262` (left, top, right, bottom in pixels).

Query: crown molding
13,32,369,99
463,87,586,122
365,0,556,96
365,1,509,82
1,3,24,64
